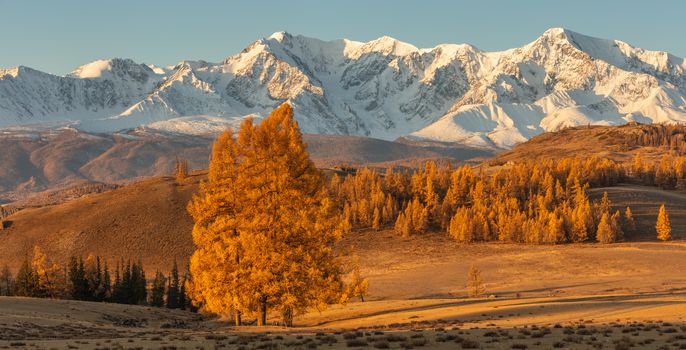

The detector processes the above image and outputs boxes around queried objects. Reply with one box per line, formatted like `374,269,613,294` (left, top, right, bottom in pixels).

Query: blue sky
1,0,685,75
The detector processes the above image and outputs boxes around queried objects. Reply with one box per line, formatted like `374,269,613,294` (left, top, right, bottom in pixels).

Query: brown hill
0,130,490,203
0,174,199,273
490,123,686,165
0,129,211,202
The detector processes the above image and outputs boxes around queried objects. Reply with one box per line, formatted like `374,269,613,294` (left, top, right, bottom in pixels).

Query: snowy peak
2,28,686,150
530,28,686,76
69,58,158,80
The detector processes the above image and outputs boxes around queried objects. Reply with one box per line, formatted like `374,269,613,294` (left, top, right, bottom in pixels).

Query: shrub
461,339,480,349
346,339,368,347
373,340,390,349
411,338,427,347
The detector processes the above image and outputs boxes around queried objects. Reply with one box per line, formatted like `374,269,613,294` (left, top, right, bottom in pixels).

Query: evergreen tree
15,257,38,297
101,262,112,302
121,260,132,303
0,265,13,296
131,261,147,305
150,271,166,307
68,257,89,300
656,204,672,241
179,273,188,310
84,255,102,301
166,261,180,309
187,104,345,327
112,261,122,303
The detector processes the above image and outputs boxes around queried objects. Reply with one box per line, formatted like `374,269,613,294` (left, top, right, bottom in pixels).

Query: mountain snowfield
1,28,686,149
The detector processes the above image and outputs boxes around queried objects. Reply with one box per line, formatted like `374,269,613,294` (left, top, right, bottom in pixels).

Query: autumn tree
372,207,381,231
596,213,617,243
623,207,636,236
174,156,189,182
188,104,345,327
467,265,485,298
345,265,369,302
32,246,64,298
656,204,672,241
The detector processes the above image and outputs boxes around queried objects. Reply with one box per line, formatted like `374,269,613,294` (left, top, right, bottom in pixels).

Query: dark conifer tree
68,256,89,300
166,261,180,309
178,273,188,310
112,261,122,303
122,260,132,303
101,262,112,302
0,265,13,296
15,257,38,297
150,271,166,307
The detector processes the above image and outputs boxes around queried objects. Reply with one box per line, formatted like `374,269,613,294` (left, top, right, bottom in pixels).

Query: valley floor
4,234,686,349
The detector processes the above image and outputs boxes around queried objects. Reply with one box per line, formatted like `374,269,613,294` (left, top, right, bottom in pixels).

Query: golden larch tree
623,207,636,236
467,264,485,298
187,103,345,327
595,212,617,244
656,204,671,241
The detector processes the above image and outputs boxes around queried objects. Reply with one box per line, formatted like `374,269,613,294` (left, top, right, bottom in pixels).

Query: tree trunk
234,310,242,326
257,299,267,326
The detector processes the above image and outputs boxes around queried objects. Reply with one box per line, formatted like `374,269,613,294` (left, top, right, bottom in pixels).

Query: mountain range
1,28,686,149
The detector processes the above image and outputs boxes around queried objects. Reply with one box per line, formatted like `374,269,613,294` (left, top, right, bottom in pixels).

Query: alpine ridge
1,28,686,149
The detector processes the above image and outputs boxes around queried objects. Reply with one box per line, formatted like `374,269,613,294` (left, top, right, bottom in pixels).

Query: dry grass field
3,235,686,349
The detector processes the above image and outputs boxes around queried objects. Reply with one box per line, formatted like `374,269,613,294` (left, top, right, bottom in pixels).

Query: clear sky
1,0,685,75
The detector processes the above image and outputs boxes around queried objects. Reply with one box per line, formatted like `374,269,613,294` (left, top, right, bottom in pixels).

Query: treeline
0,247,193,311
330,157,637,243
0,205,19,224
631,153,686,189
624,123,686,153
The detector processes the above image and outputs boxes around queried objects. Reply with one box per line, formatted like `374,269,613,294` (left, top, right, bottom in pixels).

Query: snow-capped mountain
1,28,686,149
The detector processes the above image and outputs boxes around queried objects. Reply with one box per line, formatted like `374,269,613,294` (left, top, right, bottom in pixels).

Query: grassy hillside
491,123,686,165
0,174,199,273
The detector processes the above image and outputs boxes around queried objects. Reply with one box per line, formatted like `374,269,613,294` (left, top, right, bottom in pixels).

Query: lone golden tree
187,103,344,327
174,156,189,182
345,265,369,302
467,264,485,298
656,204,672,241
